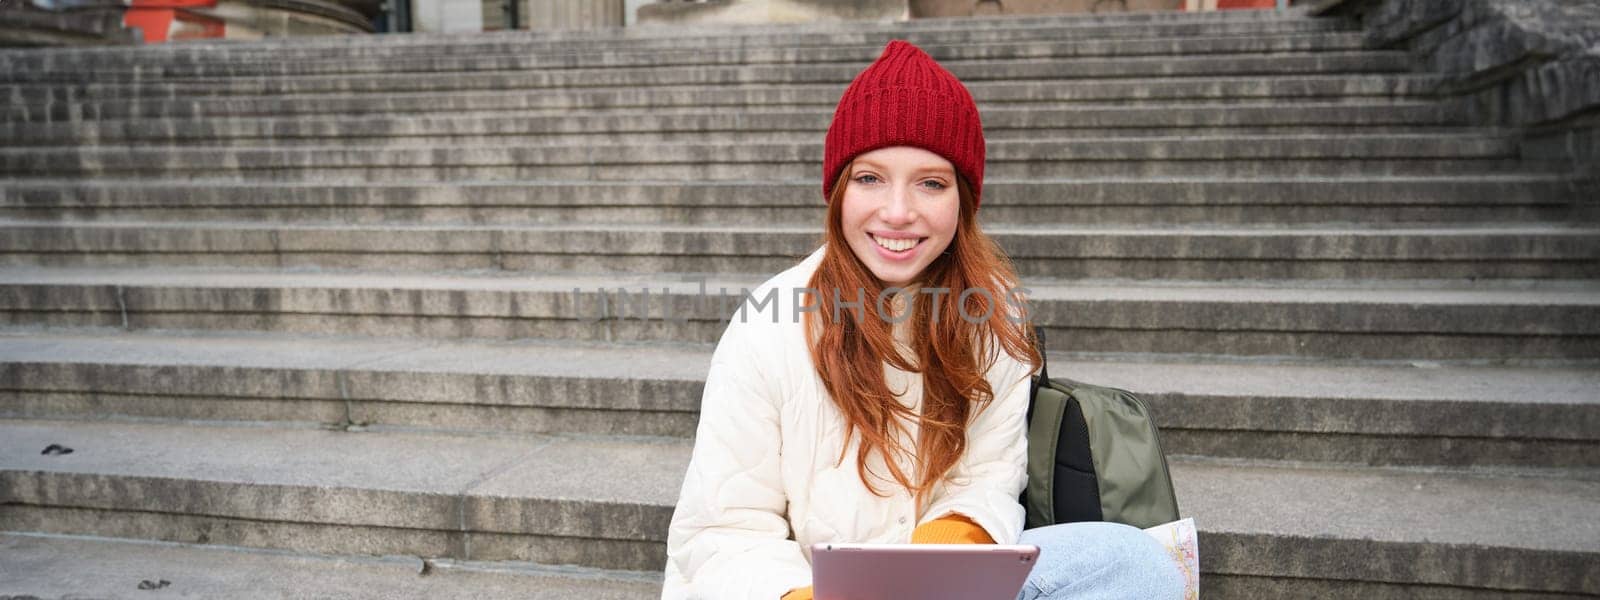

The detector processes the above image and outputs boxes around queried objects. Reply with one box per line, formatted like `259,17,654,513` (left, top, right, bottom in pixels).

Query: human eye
920,179,948,191
853,173,881,185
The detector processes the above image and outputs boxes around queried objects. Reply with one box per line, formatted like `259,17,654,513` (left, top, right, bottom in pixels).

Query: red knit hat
822,39,986,208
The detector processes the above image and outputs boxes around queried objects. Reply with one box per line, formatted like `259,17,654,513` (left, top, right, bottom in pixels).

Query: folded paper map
1143,517,1199,599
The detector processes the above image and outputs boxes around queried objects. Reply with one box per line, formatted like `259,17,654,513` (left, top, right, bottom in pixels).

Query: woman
663,40,1185,600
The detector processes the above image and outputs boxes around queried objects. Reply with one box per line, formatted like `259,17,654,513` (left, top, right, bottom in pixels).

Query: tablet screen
811,543,1040,600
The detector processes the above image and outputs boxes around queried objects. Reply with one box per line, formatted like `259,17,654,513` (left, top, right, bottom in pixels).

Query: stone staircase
2,8,1598,598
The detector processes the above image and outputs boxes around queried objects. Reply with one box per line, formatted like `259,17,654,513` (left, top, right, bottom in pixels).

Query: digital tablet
811,543,1040,600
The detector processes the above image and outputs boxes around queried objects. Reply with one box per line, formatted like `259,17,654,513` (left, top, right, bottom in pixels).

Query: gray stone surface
0,33,1372,81
4,328,1590,406
0,420,541,501
1175,457,1600,594
2,75,1449,123
2,268,1597,359
31,31,1366,72
0,420,688,539
5,53,1414,102
1431,2,1599,124
0,134,1531,180
1176,457,1600,553
2,504,668,571
3,330,1597,467
1202,575,1598,600
3,176,1585,226
0,331,709,437
1063,358,1600,467
0,419,682,569
464,436,686,538
0,101,1465,147
3,220,1596,280
1348,0,1600,167
0,533,661,600
2,419,1597,592
1162,429,1600,468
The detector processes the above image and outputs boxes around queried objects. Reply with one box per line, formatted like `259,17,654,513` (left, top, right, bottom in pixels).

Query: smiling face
839,146,961,289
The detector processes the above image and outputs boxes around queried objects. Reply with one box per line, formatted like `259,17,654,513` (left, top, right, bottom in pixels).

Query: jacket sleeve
917,352,1032,544
665,319,812,600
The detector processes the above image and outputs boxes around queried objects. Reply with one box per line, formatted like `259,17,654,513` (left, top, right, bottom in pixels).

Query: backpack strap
1027,326,1046,424
1024,376,1067,528
1025,324,1056,527
1033,325,1049,382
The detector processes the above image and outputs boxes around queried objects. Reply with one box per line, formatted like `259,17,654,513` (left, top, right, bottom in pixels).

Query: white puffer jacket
662,245,1036,600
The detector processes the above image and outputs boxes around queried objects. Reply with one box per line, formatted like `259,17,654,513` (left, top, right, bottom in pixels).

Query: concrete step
0,330,708,439
0,103,1470,147
0,135,1534,180
3,329,1596,469
1172,456,1600,598
0,419,683,572
5,33,1373,81
1,75,1449,123
12,124,1493,148
1,267,1595,360
5,176,1587,226
6,52,1414,102
0,532,660,600
0,13,1357,74
4,221,1596,280
1,419,1595,596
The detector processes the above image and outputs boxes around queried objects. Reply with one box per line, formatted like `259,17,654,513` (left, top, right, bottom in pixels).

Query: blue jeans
1014,522,1186,600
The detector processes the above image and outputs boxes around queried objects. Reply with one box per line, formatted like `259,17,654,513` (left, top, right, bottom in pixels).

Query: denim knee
1014,521,1186,600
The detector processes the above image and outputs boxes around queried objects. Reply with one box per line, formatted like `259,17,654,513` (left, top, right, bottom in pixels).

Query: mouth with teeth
871,233,925,258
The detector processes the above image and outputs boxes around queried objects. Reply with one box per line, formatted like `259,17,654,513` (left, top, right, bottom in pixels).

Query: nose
878,183,917,225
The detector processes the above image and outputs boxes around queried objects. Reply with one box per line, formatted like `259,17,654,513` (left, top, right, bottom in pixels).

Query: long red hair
805,165,1042,510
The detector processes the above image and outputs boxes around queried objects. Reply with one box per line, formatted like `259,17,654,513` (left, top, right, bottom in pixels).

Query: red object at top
124,0,223,44
822,40,987,209
1217,0,1277,8
130,0,216,8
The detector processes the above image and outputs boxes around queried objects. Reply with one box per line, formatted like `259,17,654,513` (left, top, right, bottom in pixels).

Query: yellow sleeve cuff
911,513,996,544
792,516,988,599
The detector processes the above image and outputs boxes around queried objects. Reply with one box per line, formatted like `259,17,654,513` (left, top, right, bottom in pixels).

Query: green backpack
1021,327,1181,530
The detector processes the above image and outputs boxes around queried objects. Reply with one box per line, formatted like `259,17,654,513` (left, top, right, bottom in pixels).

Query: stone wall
1325,0,1600,177
522,0,624,30
0,4,139,46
